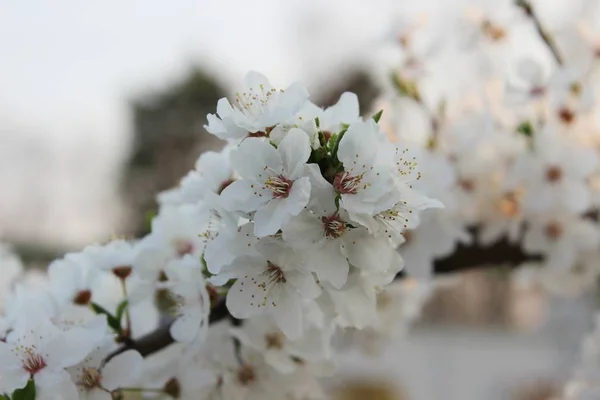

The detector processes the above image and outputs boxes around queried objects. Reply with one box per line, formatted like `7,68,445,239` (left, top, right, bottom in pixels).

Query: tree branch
515,0,564,65
106,231,540,362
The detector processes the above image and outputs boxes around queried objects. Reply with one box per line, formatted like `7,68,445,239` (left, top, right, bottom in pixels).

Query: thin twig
515,0,564,65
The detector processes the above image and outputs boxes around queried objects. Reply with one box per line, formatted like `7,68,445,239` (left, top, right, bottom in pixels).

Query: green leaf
371,109,384,123
115,300,129,324
1,394,10,400
315,117,320,128
330,128,348,168
90,302,121,333
11,379,35,400
145,210,157,232
516,121,533,137
391,73,421,101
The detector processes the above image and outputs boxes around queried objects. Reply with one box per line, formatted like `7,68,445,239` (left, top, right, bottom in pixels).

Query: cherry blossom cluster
0,71,440,399
372,0,600,296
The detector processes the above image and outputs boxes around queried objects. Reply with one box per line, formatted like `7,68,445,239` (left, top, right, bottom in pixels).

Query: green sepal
11,379,36,400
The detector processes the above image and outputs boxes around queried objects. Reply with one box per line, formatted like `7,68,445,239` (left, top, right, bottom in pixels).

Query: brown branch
106,232,540,362
103,299,230,364
515,0,564,65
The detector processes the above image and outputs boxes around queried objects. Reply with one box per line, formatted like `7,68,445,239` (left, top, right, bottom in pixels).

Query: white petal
272,288,303,340
272,81,310,121
231,138,283,180
265,350,297,374
84,390,112,400
220,180,270,212
226,275,269,319
337,119,379,168
254,177,311,237
311,240,349,289
329,92,359,124
170,310,201,343
45,329,97,369
343,229,402,273
101,350,143,390
278,128,311,179
285,270,320,299
36,371,79,400
561,181,591,213
282,211,325,247
244,71,272,90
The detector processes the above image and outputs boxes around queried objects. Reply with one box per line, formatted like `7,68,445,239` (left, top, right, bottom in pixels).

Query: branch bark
515,0,564,65
107,232,540,361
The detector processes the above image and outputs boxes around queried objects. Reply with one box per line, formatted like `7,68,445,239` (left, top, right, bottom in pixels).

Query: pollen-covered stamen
394,147,420,180
237,364,256,386
19,348,47,375
322,215,346,239
264,262,286,284
234,82,283,119
79,367,102,390
265,332,284,349
264,175,293,199
333,172,363,194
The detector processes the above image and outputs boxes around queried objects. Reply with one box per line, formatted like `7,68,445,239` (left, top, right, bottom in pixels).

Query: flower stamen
265,175,293,199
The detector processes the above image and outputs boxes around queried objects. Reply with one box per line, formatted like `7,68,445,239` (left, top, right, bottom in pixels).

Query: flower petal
231,138,283,180
220,180,270,212
278,128,311,179
101,350,143,391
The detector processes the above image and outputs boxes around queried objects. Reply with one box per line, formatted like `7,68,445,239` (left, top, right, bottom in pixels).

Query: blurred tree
122,68,226,237
313,69,380,115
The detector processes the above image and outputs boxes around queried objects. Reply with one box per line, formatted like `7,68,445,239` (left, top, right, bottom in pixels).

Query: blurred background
1,0,598,399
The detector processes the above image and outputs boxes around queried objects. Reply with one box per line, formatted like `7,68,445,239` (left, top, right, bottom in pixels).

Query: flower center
112,266,132,279
557,107,575,125
545,166,562,183
73,289,92,306
530,86,546,98
265,332,284,349
265,262,286,284
481,20,506,41
174,239,194,257
333,172,363,194
163,377,181,398
79,367,102,390
265,175,293,199
459,178,475,192
544,222,563,240
237,364,256,386
21,350,47,375
321,215,346,239
498,192,520,217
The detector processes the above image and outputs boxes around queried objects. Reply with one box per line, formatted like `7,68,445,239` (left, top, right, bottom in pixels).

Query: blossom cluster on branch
0,71,440,399
371,0,600,296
